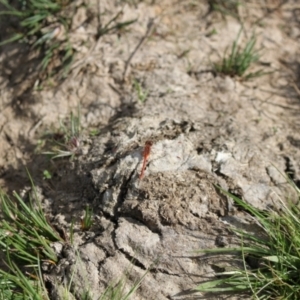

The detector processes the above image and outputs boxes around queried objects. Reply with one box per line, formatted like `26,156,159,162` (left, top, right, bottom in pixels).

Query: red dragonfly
139,141,153,180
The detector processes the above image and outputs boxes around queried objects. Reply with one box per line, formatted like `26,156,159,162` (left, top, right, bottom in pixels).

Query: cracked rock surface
47,109,297,299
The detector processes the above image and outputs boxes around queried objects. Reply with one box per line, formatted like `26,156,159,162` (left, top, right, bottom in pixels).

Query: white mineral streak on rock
143,134,212,177
214,148,282,210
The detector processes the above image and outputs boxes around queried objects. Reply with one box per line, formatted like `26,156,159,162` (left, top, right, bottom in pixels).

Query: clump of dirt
1,0,300,299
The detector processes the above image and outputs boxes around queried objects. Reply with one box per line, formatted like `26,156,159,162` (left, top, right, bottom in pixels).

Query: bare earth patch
1,0,300,299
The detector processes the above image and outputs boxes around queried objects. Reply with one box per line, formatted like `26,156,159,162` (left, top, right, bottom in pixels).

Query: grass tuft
208,0,242,20
0,174,61,298
0,172,149,299
0,1,137,81
1,191,61,264
133,79,149,103
214,28,266,80
42,108,82,160
81,206,93,231
0,0,73,79
194,181,300,299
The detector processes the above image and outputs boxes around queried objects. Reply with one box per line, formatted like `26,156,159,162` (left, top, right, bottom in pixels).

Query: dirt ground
1,0,300,299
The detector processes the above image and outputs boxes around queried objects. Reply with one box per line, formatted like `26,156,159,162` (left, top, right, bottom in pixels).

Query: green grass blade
0,33,24,46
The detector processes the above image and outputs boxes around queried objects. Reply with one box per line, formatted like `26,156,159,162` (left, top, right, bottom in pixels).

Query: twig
122,18,155,81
